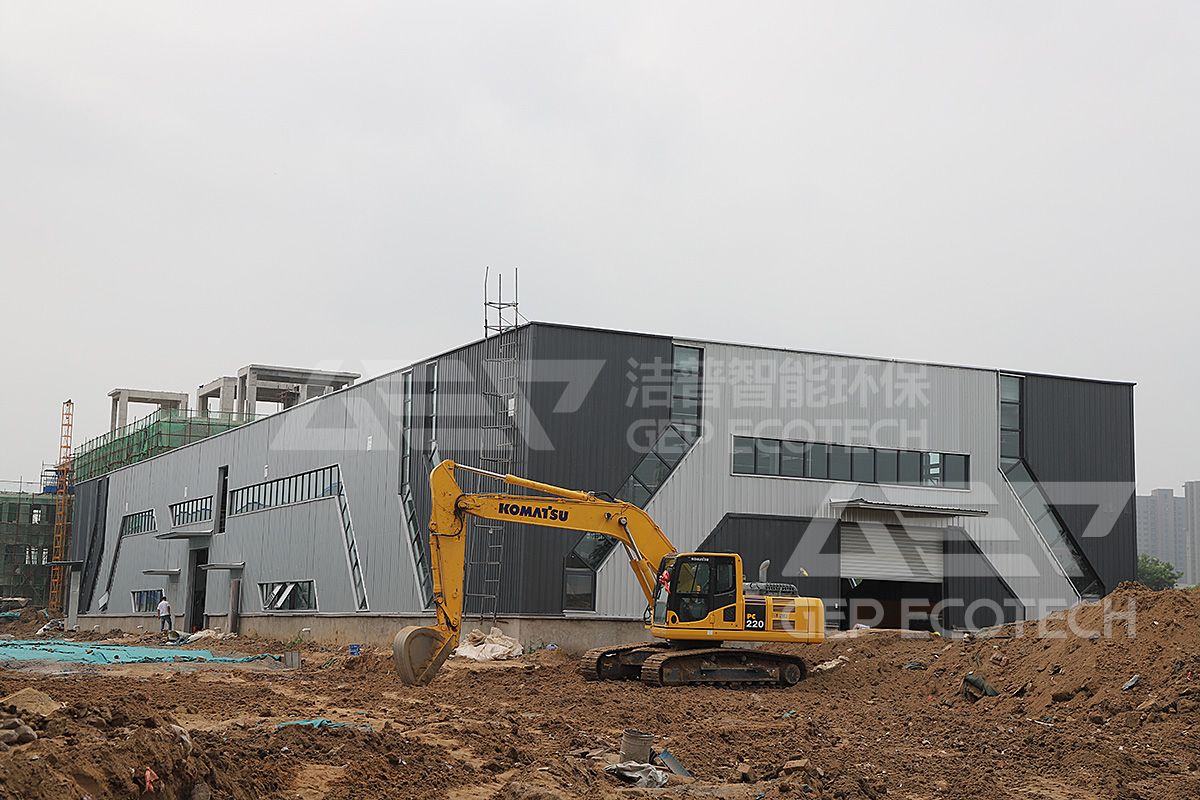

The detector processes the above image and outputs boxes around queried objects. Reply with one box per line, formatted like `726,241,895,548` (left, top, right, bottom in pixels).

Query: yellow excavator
392,460,824,688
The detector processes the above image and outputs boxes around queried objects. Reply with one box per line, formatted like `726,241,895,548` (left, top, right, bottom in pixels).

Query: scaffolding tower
465,268,523,625
48,400,73,615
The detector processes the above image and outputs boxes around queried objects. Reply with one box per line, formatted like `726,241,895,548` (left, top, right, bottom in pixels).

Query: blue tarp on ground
0,640,281,665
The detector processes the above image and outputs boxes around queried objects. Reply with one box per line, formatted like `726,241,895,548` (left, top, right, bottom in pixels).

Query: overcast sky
0,3,1195,493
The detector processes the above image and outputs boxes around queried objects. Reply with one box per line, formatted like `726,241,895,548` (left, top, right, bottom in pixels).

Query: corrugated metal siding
840,523,943,583
595,341,1079,619
943,526,1024,628
1021,376,1137,593
75,368,425,618
699,513,840,614
516,324,674,614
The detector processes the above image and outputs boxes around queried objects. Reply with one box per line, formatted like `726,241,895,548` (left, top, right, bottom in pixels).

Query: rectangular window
216,466,229,533
732,437,755,474
875,449,898,484
132,589,163,613
807,443,829,479
943,454,969,489
829,445,852,481
851,447,875,483
1000,374,1022,402
754,438,781,476
170,496,213,527
922,452,943,486
230,466,340,516
1000,430,1021,459
259,581,317,612
121,509,157,536
31,508,43,525
563,568,596,611
780,441,806,477
898,451,921,485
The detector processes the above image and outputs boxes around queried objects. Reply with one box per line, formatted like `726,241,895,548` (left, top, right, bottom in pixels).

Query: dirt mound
927,583,1200,721
0,607,48,637
1,587,1198,799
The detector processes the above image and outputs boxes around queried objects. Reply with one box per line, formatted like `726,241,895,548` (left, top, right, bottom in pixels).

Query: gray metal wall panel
699,514,841,607
942,527,1024,628
77,367,425,620
1021,376,1137,593
594,341,1079,619
519,324,674,614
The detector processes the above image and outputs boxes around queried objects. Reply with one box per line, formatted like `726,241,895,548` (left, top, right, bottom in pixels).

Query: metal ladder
464,328,520,626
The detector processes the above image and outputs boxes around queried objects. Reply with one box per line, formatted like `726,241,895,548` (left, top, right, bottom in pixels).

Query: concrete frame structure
108,389,188,431
234,365,359,416
196,377,238,416
69,323,1136,648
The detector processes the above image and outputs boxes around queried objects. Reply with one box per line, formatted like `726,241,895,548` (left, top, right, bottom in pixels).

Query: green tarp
0,640,280,665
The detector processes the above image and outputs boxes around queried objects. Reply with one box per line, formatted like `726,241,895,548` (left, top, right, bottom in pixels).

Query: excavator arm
392,460,677,685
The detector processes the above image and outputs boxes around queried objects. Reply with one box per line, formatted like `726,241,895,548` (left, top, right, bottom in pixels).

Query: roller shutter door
840,523,943,584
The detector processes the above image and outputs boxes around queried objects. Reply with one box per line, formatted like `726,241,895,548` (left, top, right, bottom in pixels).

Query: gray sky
0,3,1195,493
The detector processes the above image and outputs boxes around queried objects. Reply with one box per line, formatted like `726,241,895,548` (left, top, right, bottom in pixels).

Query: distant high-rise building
1137,483,1199,585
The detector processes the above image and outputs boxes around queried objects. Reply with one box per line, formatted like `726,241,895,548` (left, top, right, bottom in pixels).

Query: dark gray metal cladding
69,475,109,612
942,526,1025,629
519,324,674,614
1019,375,1137,594
700,514,841,612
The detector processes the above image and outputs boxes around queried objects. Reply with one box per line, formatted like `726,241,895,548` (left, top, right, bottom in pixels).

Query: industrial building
65,323,1137,647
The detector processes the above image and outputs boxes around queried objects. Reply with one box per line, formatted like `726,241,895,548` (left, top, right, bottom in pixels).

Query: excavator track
639,647,807,688
579,642,670,681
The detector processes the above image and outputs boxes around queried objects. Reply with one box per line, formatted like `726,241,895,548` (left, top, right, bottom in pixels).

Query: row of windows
122,509,157,536
25,546,49,566
1000,374,1022,460
229,466,340,515
132,589,163,613
260,580,317,611
170,496,213,527
399,370,434,607
732,436,970,489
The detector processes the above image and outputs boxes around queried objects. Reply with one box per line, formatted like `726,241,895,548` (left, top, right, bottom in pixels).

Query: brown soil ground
1,583,1198,799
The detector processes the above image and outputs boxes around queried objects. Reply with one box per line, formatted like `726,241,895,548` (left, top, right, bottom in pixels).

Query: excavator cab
652,554,738,626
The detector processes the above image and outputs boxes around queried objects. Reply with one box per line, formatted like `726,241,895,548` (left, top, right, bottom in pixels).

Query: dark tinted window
829,445,852,481
943,454,969,488
898,451,921,484
780,441,806,477
1001,430,1021,459
1000,375,1022,402
755,439,781,476
563,569,595,611
875,449,898,484
732,437,755,474
852,447,874,482
1000,401,1020,431
808,443,829,479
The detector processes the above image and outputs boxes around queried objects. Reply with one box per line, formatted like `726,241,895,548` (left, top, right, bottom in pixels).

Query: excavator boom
393,460,676,684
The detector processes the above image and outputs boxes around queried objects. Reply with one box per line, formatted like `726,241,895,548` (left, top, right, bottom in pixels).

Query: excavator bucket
392,625,456,685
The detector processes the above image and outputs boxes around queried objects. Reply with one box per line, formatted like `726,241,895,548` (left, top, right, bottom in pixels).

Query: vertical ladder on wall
465,268,522,627
48,400,74,617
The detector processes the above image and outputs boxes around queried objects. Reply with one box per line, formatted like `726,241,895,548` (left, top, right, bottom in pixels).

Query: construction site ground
1,583,1198,799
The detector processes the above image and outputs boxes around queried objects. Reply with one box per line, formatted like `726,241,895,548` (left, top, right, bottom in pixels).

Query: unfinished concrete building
0,484,58,606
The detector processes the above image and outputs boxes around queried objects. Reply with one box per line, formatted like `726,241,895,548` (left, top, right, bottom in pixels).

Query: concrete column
116,394,129,429
219,379,236,413
244,373,258,416
236,375,248,416
110,396,119,431
67,571,81,629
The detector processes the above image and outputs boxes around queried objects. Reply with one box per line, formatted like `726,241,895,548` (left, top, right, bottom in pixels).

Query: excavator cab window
665,555,737,624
